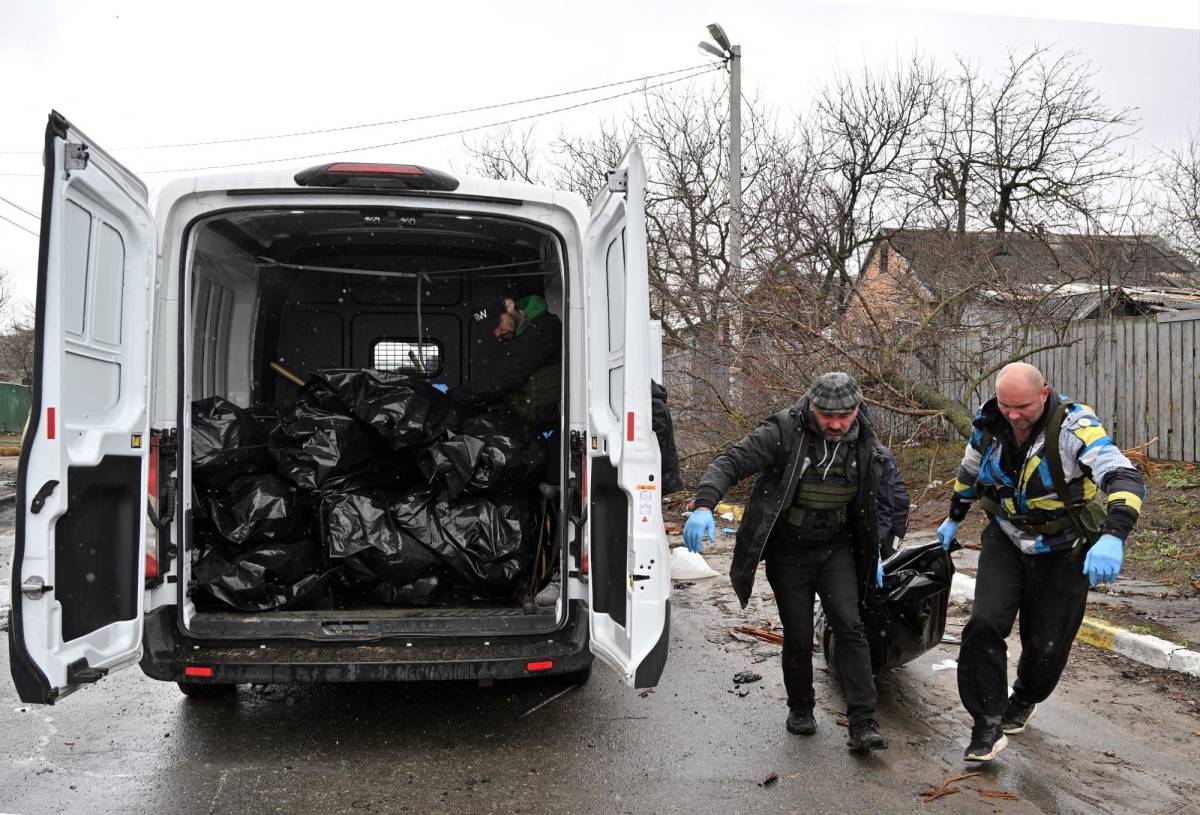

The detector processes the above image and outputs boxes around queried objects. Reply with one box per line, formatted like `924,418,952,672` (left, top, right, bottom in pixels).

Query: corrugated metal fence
0,382,30,434
896,312,1199,462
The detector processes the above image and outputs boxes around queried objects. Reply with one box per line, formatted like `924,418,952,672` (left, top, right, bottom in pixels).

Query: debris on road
758,772,779,788
919,771,982,802
664,522,682,535
670,547,720,580
931,658,958,672
732,670,762,684
516,684,579,720
639,688,654,698
979,789,1020,800
715,502,744,522
733,625,784,646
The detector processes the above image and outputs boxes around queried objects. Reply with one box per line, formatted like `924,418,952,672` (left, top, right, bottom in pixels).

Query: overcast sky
0,0,1197,311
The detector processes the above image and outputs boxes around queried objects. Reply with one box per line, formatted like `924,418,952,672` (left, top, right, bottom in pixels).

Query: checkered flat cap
807,372,862,413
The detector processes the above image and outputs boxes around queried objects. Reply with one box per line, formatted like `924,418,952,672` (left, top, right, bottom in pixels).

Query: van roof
155,165,589,218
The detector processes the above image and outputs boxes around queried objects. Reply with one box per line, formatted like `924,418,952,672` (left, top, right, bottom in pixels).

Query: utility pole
701,23,741,276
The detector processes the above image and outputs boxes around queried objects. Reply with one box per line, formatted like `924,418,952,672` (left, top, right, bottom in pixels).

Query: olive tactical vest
781,439,859,544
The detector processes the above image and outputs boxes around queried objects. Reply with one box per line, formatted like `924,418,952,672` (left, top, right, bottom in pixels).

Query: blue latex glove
1083,534,1123,586
683,508,715,553
875,558,884,589
431,383,449,393
937,518,960,550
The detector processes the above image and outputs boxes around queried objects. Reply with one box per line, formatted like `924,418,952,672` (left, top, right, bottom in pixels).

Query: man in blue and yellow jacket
938,362,1145,763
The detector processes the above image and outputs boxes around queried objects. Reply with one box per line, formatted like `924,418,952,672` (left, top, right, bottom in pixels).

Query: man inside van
683,372,893,754
446,294,562,429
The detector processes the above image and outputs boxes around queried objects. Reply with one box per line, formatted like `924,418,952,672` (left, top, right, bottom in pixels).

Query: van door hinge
20,576,53,599
63,142,89,177
606,168,628,194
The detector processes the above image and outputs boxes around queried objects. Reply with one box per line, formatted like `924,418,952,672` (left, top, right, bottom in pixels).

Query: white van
9,111,671,703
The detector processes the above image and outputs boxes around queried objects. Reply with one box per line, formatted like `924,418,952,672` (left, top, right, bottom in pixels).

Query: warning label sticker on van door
636,485,655,525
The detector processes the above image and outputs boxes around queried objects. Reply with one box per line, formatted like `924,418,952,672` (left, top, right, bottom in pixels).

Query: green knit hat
514,294,547,336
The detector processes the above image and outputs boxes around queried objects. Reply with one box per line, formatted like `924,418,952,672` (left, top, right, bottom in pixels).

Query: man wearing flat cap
685,372,904,754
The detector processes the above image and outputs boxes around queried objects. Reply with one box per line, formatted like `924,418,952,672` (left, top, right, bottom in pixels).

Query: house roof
964,282,1200,325
872,229,1199,294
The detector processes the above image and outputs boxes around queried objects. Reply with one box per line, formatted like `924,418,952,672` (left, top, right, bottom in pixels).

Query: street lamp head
698,40,728,59
706,23,731,51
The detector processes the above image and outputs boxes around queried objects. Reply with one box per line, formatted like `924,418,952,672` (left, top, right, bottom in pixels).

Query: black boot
846,719,888,753
786,708,817,735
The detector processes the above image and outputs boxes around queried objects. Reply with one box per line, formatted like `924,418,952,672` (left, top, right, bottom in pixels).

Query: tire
176,681,236,699
815,604,839,686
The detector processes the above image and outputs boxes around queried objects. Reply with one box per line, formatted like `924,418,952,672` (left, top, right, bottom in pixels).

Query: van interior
179,206,569,640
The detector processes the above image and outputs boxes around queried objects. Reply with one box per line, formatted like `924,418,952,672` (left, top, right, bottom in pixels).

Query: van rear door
583,144,670,688
9,112,156,704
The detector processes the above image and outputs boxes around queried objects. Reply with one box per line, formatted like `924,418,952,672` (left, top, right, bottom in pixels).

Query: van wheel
176,681,236,699
815,606,839,685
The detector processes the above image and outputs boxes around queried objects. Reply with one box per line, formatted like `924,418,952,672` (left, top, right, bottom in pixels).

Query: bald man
937,363,1146,762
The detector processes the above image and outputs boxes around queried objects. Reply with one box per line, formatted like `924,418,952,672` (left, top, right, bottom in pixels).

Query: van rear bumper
139,604,592,684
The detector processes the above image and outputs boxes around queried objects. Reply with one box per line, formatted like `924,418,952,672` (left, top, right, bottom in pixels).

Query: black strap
1041,400,1095,547
975,400,1091,543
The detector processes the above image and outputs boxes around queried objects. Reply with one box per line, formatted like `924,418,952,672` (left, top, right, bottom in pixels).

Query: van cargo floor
186,606,560,641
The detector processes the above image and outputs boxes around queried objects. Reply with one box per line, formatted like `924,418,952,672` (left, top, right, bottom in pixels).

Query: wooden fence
877,312,1199,462
0,382,30,434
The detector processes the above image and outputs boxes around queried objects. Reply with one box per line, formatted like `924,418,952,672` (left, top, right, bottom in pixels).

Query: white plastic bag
670,546,720,580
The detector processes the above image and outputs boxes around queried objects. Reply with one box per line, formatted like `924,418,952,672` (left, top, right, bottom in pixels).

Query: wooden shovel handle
269,361,306,387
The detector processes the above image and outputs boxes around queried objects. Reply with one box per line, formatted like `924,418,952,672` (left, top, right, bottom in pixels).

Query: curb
950,573,1200,679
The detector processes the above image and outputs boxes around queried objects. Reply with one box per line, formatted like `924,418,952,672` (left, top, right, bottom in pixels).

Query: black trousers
958,521,1090,726
765,540,877,724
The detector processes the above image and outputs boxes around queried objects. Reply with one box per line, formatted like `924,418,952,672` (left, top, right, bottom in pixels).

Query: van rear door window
372,338,442,376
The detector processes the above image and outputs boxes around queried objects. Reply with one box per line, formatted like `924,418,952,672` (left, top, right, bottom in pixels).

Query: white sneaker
534,581,560,607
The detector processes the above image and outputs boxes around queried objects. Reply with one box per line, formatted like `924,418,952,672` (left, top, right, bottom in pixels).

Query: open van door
9,112,156,704
583,145,670,688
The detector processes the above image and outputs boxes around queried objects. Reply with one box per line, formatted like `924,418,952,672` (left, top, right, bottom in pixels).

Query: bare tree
912,48,1139,238
923,57,984,234
981,48,1138,235
461,125,540,184
1155,133,1200,266
796,56,936,304
0,268,32,384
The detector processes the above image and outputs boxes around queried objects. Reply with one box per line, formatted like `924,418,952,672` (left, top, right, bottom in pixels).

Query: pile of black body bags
190,369,548,613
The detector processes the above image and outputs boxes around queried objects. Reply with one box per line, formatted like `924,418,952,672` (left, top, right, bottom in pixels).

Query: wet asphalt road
2,500,1199,814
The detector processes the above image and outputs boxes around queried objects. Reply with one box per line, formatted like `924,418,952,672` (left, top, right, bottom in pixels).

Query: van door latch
21,576,53,599
606,168,628,194
63,142,89,176
30,480,59,514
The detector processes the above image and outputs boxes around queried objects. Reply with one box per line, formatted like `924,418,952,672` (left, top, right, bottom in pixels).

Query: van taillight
148,433,160,497
526,660,553,673
294,162,459,191
145,434,160,584
183,666,214,678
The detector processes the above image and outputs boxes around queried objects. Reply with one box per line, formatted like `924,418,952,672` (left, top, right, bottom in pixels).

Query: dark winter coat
651,381,684,495
876,446,911,556
447,313,562,406
693,399,896,608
